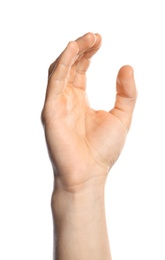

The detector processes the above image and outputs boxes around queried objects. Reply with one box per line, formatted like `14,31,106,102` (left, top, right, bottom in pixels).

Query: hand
41,32,137,193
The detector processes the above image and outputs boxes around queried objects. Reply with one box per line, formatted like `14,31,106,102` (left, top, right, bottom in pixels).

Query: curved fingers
72,33,102,89
46,32,102,98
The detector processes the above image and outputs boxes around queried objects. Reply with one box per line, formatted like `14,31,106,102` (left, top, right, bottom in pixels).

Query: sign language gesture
41,32,137,193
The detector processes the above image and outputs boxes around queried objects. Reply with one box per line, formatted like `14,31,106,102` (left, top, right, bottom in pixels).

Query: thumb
110,65,137,132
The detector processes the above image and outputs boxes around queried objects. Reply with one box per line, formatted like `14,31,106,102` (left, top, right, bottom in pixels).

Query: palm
42,33,137,189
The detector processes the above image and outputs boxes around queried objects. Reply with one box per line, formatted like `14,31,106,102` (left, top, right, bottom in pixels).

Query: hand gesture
41,32,137,192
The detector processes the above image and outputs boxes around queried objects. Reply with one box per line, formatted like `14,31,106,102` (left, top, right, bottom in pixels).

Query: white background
0,0,165,259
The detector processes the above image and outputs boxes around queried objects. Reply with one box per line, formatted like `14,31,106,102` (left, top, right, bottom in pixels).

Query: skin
41,32,137,260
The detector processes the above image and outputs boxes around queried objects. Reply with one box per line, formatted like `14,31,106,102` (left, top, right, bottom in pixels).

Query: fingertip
94,33,102,43
117,65,134,81
117,65,137,99
85,32,97,46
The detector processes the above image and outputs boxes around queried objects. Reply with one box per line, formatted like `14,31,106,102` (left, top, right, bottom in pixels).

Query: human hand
41,32,137,193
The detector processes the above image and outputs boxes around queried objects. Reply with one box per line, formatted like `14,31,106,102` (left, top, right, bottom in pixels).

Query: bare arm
41,32,137,260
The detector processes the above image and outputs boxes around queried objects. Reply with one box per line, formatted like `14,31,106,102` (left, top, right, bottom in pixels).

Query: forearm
51,177,112,260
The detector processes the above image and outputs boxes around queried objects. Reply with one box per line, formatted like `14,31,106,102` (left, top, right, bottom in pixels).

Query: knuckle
40,107,47,126
48,58,59,77
40,109,44,126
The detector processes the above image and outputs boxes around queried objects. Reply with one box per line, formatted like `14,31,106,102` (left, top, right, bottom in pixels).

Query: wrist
53,173,107,194
51,176,106,217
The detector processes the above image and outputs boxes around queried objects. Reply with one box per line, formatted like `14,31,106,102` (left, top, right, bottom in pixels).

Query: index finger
48,32,97,78
45,41,79,99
